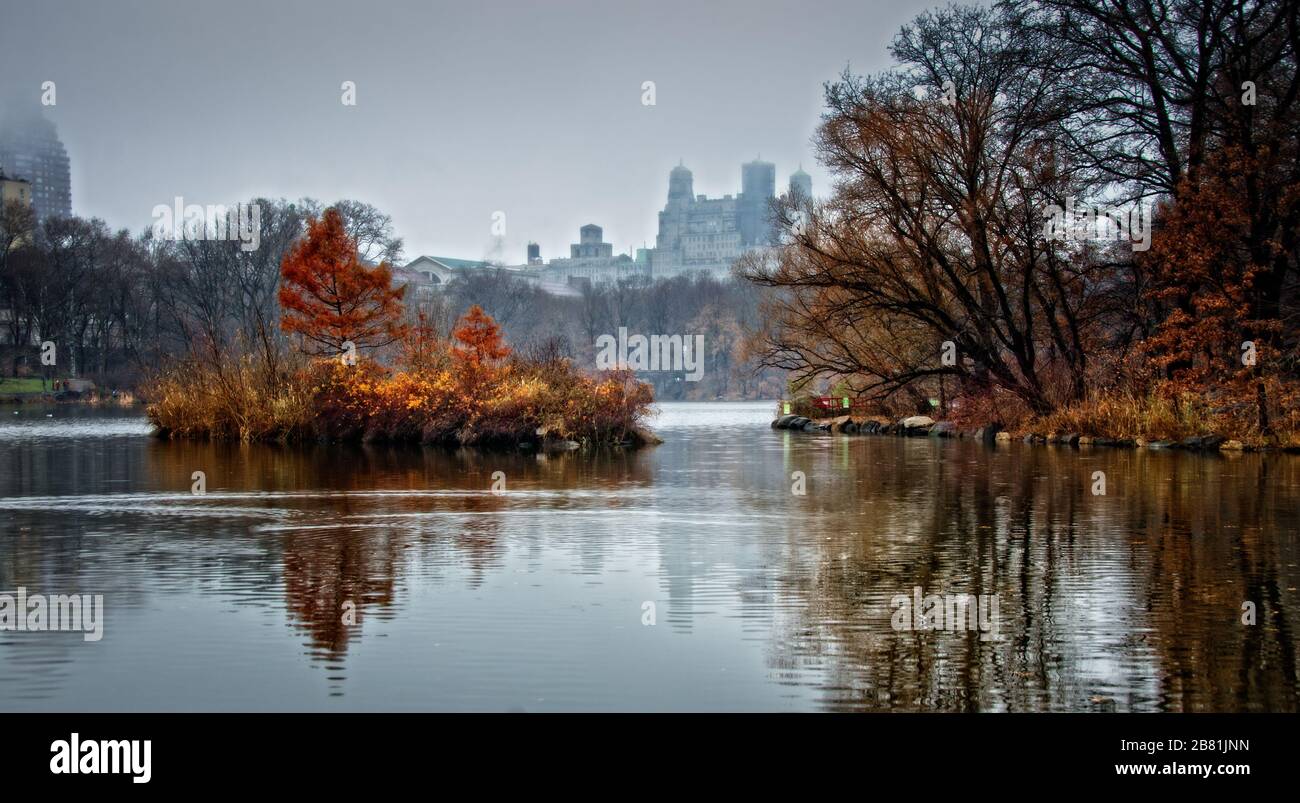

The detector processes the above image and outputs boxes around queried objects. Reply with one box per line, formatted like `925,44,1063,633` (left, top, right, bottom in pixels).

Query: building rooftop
410,255,491,271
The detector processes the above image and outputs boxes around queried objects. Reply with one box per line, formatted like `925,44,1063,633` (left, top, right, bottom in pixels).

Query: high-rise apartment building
0,103,72,221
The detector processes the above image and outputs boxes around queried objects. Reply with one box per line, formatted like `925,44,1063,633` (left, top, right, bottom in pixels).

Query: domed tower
657,161,693,261
789,165,812,199
667,160,694,206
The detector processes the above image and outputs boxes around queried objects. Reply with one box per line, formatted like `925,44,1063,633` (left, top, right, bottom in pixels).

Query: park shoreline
770,413,1291,454
0,390,138,406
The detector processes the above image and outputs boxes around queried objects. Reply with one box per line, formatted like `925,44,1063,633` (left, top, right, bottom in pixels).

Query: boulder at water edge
900,415,935,434
929,422,957,438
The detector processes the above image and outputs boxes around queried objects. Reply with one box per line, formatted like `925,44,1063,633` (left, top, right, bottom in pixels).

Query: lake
1,401,1297,711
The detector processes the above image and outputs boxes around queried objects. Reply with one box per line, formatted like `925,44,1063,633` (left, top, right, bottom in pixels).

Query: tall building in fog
789,165,812,199
405,157,810,290
737,158,776,247
650,159,802,279
0,103,72,222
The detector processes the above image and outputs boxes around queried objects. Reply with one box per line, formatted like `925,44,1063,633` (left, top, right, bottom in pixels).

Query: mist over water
1,402,1297,711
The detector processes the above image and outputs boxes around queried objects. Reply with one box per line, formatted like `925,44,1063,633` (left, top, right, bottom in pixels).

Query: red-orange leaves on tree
451,305,510,367
279,208,409,357
451,305,510,396
1142,148,1288,433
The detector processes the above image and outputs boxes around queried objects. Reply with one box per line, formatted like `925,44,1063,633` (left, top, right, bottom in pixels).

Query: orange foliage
444,304,512,430
1142,148,1291,432
310,306,654,446
150,302,656,446
279,208,410,357
451,305,510,369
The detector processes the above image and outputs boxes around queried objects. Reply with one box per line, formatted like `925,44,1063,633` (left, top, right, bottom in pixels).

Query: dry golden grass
145,351,317,442
144,349,656,447
1020,385,1300,448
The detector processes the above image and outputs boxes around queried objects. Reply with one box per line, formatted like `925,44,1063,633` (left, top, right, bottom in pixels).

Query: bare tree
742,4,1110,414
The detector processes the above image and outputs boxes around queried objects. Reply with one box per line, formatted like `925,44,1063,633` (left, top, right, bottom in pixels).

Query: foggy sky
0,0,935,263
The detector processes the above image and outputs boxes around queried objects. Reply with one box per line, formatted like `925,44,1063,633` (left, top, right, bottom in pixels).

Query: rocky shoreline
771,414,1267,453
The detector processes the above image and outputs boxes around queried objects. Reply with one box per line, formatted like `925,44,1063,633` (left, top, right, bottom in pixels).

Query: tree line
741,0,1299,440
0,198,401,389
0,195,783,400
437,270,785,401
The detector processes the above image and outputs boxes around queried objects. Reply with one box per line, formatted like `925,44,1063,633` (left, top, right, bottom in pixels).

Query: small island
145,209,658,449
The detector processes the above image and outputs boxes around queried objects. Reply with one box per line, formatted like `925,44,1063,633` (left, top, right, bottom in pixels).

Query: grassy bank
1017,388,1300,450
0,378,51,394
779,385,1300,451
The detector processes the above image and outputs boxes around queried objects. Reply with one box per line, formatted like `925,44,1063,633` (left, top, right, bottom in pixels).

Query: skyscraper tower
0,101,71,221
789,165,812,199
738,158,776,246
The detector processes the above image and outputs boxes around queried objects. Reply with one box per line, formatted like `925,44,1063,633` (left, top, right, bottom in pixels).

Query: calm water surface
1,401,1297,711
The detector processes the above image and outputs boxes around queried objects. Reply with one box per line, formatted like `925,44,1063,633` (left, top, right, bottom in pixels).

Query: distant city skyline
0,0,934,261
401,157,807,293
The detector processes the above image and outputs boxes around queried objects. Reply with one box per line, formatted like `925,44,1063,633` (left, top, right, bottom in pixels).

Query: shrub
146,307,657,448
145,349,316,442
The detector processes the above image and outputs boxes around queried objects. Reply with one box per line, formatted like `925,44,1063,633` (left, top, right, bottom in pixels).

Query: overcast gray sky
0,0,935,263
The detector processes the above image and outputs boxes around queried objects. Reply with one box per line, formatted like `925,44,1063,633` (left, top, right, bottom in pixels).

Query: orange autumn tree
451,305,510,394
279,207,409,357
1143,148,1291,434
